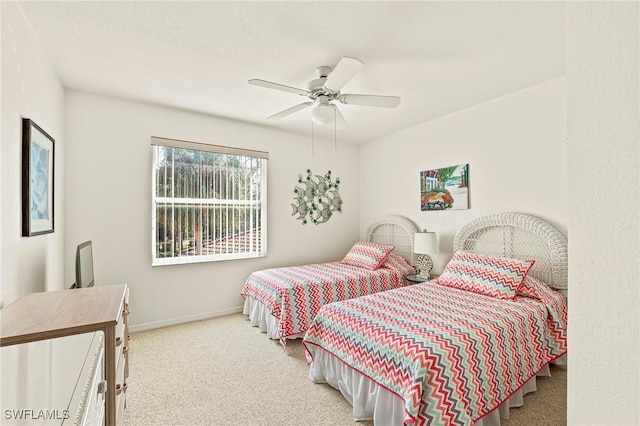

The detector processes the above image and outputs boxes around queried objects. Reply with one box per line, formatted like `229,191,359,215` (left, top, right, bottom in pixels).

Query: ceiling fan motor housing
308,66,339,100
315,66,332,78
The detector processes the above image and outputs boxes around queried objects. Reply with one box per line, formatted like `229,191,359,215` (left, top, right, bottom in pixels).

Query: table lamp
414,231,438,279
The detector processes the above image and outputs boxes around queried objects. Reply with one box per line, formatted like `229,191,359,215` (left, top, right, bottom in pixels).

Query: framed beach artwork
420,163,469,211
22,118,55,236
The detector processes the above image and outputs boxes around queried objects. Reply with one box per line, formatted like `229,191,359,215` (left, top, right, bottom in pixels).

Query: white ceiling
18,1,565,144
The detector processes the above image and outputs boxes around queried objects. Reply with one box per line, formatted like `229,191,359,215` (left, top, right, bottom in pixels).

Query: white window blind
151,136,268,265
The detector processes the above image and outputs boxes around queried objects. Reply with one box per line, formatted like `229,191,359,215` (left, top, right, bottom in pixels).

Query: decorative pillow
517,275,567,330
381,253,417,276
517,275,553,300
341,242,394,271
437,251,535,299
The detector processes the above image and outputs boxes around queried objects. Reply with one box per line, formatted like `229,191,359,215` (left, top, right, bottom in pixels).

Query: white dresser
1,332,105,425
1,284,130,425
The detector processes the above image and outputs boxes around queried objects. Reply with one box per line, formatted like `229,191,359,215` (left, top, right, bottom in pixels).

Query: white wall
0,2,65,306
566,2,640,424
359,77,568,272
64,91,360,330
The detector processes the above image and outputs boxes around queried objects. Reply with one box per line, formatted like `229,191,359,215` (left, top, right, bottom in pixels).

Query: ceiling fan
249,57,400,129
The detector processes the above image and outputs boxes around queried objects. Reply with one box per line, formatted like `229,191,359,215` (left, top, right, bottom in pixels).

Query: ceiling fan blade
323,57,364,93
266,102,313,120
338,94,401,108
249,79,310,97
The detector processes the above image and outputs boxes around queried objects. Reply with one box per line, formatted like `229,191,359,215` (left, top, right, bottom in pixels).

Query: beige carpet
123,313,566,426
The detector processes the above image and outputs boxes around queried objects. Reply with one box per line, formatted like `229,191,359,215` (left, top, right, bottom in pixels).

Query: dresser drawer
115,317,126,363
67,333,106,426
114,355,128,426
123,342,130,379
1,332,105,426
115,385,127,426
115,346,127,397
122,291,130,380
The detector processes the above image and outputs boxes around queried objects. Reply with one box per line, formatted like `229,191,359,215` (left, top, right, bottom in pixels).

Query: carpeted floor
123,313,566,425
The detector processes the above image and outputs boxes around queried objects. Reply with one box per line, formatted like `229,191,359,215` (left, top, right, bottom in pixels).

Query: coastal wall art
420,163,469,211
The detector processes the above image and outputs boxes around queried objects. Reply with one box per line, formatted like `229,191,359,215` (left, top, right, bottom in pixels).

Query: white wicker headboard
366,215,421,265
453,212,568,295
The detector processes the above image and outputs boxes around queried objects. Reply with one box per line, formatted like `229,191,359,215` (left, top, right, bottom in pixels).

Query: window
151,137,267,265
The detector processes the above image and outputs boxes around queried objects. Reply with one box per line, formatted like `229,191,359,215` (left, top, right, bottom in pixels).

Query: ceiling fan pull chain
311,120,315,156
333,107,337,152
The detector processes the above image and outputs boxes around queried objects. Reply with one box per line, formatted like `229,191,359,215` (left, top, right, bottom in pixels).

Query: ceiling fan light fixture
311,102,335,126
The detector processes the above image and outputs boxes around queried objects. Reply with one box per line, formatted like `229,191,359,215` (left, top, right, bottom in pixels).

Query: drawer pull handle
97,380,107,396
115,383,127,395
116,337,123,347
123,346,129,355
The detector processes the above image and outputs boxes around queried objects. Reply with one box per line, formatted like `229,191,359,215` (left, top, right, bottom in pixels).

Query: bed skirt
243,296,306,340
308,346,567,426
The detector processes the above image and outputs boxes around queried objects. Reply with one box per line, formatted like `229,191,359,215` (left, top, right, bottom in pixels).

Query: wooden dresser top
1,284,127,347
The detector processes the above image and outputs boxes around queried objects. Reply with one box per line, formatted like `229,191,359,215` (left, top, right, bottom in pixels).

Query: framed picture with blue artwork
22,118,55,236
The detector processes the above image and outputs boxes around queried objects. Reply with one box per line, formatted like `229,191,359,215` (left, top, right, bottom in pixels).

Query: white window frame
151,136,268,266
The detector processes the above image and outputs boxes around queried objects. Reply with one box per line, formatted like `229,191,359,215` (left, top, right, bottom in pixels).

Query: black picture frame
22,118,55,236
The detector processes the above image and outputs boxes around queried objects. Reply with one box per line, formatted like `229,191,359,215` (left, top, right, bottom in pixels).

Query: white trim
128,306,244,333
154,197,261,206
152,251,266,266
151,136,269,159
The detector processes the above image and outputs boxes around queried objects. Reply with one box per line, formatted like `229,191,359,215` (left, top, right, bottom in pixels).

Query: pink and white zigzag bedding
303,279,567,426
240,253,415,340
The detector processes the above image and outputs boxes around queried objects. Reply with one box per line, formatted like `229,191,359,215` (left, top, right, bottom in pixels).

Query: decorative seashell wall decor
291,169,342,225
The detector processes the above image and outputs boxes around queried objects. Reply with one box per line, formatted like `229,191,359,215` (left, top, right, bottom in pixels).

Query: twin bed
241,212,568,426
240,215,420,342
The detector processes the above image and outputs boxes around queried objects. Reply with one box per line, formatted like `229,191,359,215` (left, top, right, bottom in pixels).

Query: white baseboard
129,306,244,333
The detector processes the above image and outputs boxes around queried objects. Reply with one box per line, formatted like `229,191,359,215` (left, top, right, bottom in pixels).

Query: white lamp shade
311,103,335,125
414,232,438,254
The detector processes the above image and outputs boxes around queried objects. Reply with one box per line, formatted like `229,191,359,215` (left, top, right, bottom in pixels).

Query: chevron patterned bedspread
240,256,414,339
303,280,567,426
